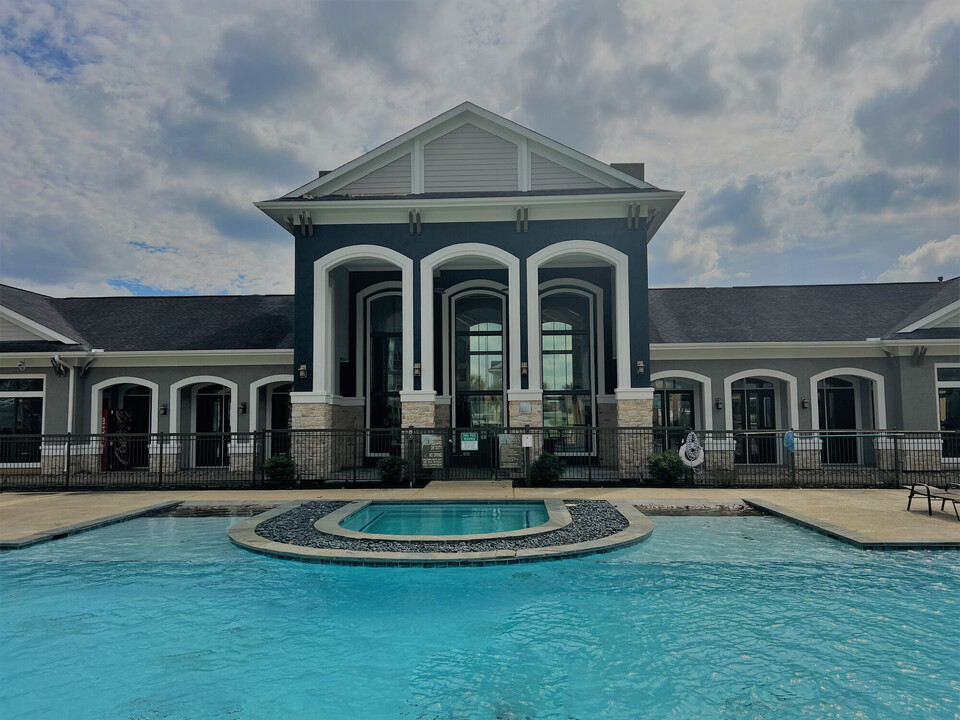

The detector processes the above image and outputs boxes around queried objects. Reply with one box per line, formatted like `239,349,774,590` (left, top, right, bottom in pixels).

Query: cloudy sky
1,0,957,297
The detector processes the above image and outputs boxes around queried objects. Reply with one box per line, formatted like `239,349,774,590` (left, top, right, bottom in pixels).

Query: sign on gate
499,433,522,469
460,432,479,451
421,434,444,469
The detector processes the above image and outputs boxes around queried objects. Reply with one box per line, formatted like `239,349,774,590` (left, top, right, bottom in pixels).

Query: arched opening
818,377,859,464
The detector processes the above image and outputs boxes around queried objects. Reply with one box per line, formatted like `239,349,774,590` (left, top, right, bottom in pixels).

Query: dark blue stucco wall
293,217,649,392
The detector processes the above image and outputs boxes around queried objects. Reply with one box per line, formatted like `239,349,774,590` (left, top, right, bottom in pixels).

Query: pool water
1,516,957,719
339,502,550,535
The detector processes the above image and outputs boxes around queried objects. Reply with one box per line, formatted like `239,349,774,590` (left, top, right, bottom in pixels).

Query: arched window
454,295,504,427
368,294,403,433
541,293,592,429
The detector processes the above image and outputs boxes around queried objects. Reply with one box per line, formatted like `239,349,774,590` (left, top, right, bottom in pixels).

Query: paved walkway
2,484,959,549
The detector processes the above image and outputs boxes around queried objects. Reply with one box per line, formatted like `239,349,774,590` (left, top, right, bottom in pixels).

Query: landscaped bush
263,455,296,486
530,451,565,484
377,455,408,485
647,450,686,486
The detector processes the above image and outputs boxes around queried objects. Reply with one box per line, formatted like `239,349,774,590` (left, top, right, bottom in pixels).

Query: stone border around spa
228,500,653,566
315,499,572,543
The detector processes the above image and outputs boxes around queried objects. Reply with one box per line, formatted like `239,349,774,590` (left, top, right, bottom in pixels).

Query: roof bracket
516,207,528,233
627,203,644,230
911,346,928,366
409,209,421,235
298,211,314,237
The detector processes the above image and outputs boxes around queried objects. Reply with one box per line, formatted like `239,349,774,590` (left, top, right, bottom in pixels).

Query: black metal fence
0,427,956,490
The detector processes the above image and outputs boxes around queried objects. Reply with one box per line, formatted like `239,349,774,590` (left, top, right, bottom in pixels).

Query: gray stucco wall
649,356,937,430
74,364,293,434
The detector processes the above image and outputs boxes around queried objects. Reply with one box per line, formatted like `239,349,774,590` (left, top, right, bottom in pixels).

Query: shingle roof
1,277,956,353
649,279,958,343
0,285,84,343
1,286,293,352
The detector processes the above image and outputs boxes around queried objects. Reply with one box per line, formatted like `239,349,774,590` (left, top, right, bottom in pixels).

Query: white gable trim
897,297,960,333
283,102,652,199
0,305,78,344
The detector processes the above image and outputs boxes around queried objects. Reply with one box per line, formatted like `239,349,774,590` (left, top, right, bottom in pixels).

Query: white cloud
877,235,960,282
0,0,957,296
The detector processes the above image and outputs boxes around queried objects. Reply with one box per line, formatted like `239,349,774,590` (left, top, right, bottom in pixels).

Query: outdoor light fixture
413,362,421,377
801,397,810,409
715,398,723,410
298,364,308,379
520,361,529,376
635,360,645,375
239,402,247,414
160,403,168,416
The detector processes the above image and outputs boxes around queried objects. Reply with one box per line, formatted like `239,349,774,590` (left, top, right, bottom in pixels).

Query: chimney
611,163,644,182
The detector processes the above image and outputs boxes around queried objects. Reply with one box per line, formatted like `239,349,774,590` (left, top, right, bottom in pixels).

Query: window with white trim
0,377,44,463
937,367,960,459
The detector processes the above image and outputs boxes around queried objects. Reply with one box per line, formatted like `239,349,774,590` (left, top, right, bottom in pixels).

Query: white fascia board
280,102,657,200
257,191,683,227
896,298,960,333
0,306,79,344
0,349,293,368
651,337,959,361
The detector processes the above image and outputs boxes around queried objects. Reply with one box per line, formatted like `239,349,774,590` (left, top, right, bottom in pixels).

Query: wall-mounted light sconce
160,403,168,416
520,361,529,376
715,398,723,410
413,362,421,377
801,397,809,409
239,402,247,414
635,360,645,375
298,364,308,379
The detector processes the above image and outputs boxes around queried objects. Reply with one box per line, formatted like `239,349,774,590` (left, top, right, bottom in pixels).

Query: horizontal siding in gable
341,153,412,195
424,123,518,192
0,316,42,341
530,153,608,190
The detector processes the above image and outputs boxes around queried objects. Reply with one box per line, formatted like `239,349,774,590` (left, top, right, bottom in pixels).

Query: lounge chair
904,483,960,521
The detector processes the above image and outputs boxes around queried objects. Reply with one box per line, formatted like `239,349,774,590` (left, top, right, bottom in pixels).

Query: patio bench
904,483,960,521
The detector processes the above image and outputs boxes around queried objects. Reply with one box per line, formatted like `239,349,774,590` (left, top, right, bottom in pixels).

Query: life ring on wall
679,431,704,467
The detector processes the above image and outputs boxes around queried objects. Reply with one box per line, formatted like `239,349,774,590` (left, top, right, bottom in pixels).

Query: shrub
530,451,565,485
377,455,408,485
263,454,296,486
647,450,686,486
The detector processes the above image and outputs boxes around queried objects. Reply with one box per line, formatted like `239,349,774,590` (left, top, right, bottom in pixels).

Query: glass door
732,378,777,464
368,294,403,456
819,377,858,464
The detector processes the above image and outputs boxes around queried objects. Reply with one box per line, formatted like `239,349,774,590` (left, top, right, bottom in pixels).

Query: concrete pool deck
2,484,960,549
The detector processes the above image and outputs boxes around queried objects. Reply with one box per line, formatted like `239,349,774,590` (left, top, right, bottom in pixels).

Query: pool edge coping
315,499,571,542
0,500,183,550
744,498,960,550
228,500,653,565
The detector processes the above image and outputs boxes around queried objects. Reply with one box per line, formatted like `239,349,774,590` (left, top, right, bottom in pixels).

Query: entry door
733,387,777,464
655,389,695,450
819,384,858,464
196,389,229,467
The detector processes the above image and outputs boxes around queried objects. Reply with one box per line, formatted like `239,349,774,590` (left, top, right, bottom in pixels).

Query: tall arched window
541,293,592,428
367,293,403,433
454,295,505,427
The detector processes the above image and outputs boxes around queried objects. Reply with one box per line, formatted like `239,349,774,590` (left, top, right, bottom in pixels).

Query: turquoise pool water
339,502,550,535
1,516,957,719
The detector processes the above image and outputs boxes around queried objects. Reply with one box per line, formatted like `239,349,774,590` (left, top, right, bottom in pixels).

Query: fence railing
0,427,956,490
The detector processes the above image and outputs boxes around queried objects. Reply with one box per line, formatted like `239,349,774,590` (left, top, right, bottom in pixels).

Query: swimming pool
339,501,550,535
1,515,957,719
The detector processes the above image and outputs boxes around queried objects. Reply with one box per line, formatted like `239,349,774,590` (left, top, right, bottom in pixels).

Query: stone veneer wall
434,402,451,428
508,400,543,428
617,398,654,480
401,401,435,428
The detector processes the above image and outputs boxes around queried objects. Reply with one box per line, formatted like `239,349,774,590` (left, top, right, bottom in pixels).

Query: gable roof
282,102,658,199
0,285,83,345
649,278,960,343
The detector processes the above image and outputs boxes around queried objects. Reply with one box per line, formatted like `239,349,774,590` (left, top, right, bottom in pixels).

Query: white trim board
808,368,887,431
89,376,161,435
650,370,714,430
723,369,800,430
